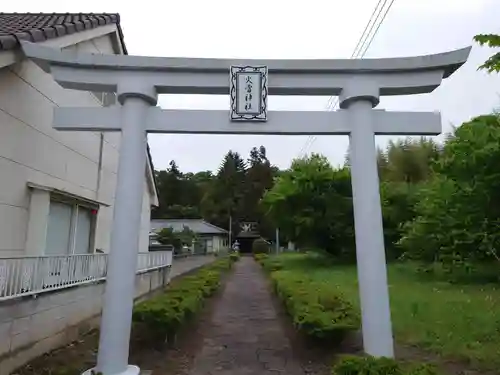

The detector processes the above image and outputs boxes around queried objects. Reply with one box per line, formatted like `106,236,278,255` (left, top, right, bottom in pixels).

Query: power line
359,0,396,58
328,0,395,112
350,0,387,59
298,0,397,157
325,0,387,113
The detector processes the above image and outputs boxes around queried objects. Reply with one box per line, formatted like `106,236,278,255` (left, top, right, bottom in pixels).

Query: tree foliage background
152,104,500,281
152,146,280,240
156,225,197,251
260,112,500,283
474,33,500,73
399,115,500,278
261,154,355,259
151,34,499,269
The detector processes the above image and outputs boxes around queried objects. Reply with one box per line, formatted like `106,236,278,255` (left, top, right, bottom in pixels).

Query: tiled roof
0,13,125,52
151,219,228,235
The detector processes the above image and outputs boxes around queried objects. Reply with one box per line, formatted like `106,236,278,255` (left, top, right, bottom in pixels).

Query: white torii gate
21,42,470,375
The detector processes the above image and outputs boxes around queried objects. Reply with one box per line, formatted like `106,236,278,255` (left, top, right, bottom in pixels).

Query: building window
44,197,96,255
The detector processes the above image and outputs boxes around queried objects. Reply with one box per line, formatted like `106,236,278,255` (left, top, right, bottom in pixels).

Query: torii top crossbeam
22,42,470,105
21,42,471,137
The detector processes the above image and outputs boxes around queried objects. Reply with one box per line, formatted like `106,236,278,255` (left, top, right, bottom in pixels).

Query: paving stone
188,257,305,375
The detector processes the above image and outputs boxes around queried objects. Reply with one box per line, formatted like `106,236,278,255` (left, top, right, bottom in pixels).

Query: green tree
474,34,500,73
156,225,197,251
380,181,419,259
153,161,181,217
399,115,500,274
152,160,193,219
262,154,355,258
152,161,214,219
375,138,441,256
156,227,181,249
242,146,277,238
344,144,351,168
378,138,440,184
190,171,214,195
201,151,247,234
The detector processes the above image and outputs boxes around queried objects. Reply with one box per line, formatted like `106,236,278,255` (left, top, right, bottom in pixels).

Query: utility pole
229,214,232,250
275,228,280,254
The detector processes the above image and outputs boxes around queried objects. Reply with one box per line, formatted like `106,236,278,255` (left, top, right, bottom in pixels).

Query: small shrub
253,253,284,272
273,272,359,343
332,356,400,375
256,253,359,344
407,364,443,375
132,257,233,344
331,355,442,375
252,238,270,254
253,253,269,263
254,253,358,343
261,257,284,272
229,252,240,262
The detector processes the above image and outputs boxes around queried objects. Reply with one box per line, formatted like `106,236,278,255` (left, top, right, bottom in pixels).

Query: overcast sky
8,0,500,172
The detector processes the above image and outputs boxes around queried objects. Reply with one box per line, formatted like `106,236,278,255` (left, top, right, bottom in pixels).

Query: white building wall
139,180,152,253
212,235,227,252
205,235,227,253
0,32,154,257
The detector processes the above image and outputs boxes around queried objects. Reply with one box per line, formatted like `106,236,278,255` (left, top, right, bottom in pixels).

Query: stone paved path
188,257,306,375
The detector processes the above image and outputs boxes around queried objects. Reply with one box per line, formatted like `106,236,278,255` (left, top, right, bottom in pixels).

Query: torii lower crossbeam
53,107,442,135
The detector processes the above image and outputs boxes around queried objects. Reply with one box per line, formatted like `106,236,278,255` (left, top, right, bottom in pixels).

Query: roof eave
0,13,121,53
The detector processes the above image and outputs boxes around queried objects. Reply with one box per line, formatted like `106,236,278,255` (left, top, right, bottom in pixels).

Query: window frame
47,193,98,255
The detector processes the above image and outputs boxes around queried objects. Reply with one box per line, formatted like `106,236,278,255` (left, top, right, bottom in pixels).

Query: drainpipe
96,132,104,200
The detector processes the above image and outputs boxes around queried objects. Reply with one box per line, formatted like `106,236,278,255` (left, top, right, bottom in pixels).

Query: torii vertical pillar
341,87,393,356
97,85,157,375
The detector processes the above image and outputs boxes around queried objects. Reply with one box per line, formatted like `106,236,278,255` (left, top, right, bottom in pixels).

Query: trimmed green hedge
252,238,270,254
229,252,240,262
332,355,442,375
253,252,269,263
258,255,359,343
132,256,237,343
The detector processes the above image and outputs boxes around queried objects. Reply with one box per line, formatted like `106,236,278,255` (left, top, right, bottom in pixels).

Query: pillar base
82,365,140,375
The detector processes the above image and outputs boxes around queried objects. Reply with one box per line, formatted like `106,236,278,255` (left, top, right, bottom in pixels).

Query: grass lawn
268,252,500,370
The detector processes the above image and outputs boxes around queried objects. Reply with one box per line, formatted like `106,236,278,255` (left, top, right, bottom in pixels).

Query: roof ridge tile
0,12,122,52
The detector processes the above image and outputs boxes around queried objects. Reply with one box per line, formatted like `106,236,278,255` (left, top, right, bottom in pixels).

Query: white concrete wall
0,255,214,375
0,32,154,257
0,267,170,375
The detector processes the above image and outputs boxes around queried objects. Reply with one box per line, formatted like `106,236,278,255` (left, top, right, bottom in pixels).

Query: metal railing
0,251,173,301
137,251,173,273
